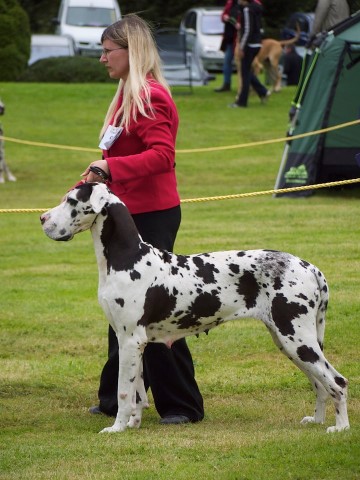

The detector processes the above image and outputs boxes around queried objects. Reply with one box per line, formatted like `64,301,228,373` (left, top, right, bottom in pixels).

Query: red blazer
104,80,180,215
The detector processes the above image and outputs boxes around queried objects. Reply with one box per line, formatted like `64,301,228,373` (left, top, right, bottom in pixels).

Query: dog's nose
40,213,48,225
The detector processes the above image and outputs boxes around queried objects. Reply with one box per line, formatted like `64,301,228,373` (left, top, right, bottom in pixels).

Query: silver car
29,34,76,65
180,7,225,72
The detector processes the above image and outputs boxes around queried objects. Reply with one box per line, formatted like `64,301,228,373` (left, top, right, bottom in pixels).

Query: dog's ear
89,183,110,213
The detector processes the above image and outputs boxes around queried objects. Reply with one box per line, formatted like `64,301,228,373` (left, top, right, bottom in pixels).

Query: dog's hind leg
282,338,348,432
267,325,349,432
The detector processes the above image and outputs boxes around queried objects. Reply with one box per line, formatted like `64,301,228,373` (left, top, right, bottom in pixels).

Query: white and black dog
0,100,16,183
40,182,350,434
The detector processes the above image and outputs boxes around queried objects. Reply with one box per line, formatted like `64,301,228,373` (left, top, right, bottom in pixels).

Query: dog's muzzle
40,213,73,241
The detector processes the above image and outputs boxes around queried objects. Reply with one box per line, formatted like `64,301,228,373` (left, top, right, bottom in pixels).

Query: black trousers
237,45,267,107
97,205,204,422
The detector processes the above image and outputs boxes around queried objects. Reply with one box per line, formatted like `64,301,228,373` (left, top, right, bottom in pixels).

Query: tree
0,0,31,80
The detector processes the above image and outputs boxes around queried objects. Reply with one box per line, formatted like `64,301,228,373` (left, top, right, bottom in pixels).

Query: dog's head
40,182,111,241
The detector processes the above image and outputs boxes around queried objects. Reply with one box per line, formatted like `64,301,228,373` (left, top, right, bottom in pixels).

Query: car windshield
66,7,117,27
201,14,224,35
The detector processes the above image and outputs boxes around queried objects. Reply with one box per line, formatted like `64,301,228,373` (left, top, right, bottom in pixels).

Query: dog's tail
279,23,301,47
313,266,329,351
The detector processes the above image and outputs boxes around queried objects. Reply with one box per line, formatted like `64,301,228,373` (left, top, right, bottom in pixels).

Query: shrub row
18,56,115,83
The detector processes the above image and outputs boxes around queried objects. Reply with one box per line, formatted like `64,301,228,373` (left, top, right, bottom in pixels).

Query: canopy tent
274,11,360,196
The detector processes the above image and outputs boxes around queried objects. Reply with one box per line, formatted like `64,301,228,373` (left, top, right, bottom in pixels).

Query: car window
66,7,117,27
201,14,224,35
185,11,197,31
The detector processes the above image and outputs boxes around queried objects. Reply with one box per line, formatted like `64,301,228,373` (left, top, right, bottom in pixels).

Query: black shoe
89,405,103,415
160,415,191,425
229,102,246,108
260,90,271,104
214,85,230,92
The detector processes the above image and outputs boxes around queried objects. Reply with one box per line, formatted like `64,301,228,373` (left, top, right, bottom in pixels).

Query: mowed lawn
0,80,359,480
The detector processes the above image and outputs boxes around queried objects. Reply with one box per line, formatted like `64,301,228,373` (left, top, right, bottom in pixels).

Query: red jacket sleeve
105,86,178,184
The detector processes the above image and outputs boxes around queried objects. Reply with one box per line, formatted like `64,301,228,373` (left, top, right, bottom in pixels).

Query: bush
18,56,115,83
0,0,30,80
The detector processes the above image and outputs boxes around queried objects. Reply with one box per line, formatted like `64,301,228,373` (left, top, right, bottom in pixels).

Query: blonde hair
100,14,171,137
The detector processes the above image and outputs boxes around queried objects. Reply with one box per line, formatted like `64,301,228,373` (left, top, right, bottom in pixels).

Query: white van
54,0,121,56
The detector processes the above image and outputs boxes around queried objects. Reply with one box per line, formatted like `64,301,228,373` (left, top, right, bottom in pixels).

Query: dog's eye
68,198,78,207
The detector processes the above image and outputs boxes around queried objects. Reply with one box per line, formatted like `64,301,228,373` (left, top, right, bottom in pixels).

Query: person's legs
250,72,268,98
215,43,233,92
236,46,256,106
96,206,204,422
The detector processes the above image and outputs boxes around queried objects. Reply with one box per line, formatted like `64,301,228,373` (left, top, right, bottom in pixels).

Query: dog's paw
127,415,141,429
326,424,350,433
99,424,126,433
300,416,317,425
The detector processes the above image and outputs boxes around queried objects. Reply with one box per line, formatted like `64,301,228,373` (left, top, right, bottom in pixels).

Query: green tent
274,11,360,196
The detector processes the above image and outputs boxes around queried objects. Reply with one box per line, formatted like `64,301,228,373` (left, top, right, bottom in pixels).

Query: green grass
0,78,359,480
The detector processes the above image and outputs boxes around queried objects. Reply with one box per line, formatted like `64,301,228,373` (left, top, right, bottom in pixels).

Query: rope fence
1,119,359,154
1,118,359,213
1,177,359,214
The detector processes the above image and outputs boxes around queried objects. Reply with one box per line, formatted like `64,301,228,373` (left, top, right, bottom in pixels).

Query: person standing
312,0,350,35
83,14,204,425
214,0,240,92
283,44,303,86
230,0,270,108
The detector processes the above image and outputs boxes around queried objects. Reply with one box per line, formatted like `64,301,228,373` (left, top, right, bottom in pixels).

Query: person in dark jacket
230,0,270,108
214,0,240,92
283,45,302,86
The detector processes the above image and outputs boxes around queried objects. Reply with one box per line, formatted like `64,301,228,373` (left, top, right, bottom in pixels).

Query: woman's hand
81,160,110,183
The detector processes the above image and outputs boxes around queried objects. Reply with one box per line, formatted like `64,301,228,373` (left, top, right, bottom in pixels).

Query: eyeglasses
101,47,127,57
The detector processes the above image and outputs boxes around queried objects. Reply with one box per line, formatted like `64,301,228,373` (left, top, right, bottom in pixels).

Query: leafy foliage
18,56,115,83
0,0,30,80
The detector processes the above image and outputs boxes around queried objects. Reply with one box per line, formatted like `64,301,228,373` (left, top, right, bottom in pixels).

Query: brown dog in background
252,33,300,92
235,28,300,97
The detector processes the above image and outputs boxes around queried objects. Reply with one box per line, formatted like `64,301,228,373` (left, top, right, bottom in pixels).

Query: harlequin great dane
40,182,350,434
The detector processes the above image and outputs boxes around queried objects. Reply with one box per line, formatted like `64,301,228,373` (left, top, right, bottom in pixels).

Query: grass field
0,79,359,480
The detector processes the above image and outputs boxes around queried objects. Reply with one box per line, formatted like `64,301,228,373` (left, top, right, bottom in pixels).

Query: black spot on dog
115,298,125,307
75,182,93,202
229,263,240,275
271,293,308,336
162,251,172,263
237,270,260,309
176,292,222,330
137,285,177,327
130,270,141,281
299,259,310,269
71,209,78,218
193,256,219,284
335,376,347,388
100,203,151,273
273,277,283,290
297,345,320,363
177,255,190,270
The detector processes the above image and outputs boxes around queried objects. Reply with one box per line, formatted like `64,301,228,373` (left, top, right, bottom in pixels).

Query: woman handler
82,14,204,425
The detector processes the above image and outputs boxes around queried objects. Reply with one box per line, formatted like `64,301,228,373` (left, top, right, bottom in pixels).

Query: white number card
99,125,123,150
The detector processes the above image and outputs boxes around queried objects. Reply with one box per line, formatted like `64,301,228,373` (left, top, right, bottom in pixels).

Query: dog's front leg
127,355,149,429
100,333,146,433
